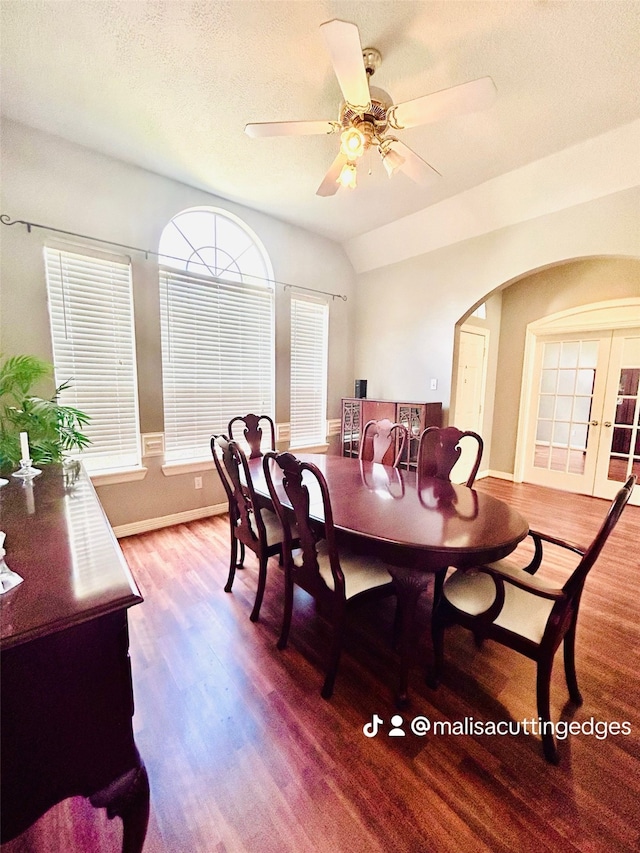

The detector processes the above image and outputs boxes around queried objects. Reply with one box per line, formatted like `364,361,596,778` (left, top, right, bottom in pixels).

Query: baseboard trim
113,502,228,538
483,470,515,481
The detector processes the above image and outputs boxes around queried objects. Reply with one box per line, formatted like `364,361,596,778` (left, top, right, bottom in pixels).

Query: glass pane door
524,328,640,505
533,339,598,475
594,330,640,503
523,332,609,494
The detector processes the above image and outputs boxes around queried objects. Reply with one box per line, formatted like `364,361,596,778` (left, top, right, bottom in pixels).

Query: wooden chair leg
432,568,446,610
224,533,238,593
563,620,583,706
322,611,346,700
429,614,445,689
277,575,294,650
392,597,403,649
472,631,485,648
250,554,268,622
536,658,559,764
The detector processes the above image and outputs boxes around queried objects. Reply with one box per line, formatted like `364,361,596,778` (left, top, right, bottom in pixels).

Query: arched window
159,207,274,462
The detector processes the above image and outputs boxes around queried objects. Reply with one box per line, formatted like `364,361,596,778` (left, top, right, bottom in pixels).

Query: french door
523,328,640,504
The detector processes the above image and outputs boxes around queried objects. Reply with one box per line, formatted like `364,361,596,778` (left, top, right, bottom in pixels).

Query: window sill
162,459,215,477
90,467,148,487
288,443,329,454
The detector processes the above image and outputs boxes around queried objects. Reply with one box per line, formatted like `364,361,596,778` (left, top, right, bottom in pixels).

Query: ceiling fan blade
320,19,370,110
316,152,348,197
245,120,337,138
389,140,441,185
390,76,497,130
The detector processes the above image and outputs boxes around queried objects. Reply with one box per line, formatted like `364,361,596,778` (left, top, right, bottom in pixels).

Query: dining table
248,452,529,706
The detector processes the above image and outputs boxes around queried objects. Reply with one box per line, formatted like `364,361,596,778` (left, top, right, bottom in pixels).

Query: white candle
19,432,30,462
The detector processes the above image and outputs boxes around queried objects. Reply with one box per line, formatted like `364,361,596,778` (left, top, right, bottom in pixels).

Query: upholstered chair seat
442,564,556,644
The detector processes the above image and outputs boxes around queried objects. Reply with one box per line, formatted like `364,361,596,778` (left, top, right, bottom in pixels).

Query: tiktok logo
362,714,384,738
362,713,431,738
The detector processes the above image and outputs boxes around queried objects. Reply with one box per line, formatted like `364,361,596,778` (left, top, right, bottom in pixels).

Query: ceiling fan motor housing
340,85,392,151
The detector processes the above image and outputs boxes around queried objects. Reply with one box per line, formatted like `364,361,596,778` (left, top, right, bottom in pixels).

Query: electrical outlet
430,378,438,390
194,476,203,490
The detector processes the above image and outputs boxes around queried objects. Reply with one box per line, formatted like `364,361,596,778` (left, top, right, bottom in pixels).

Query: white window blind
159,267,274,462
290,297,329,448
45,247,141,473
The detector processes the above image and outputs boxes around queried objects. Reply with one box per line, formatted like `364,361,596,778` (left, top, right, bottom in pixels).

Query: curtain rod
1,213,348,302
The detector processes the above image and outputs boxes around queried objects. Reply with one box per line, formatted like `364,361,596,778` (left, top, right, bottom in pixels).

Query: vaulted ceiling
1,1,639,243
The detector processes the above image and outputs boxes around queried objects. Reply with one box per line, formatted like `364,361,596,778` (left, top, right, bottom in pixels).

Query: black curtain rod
1,213,348,302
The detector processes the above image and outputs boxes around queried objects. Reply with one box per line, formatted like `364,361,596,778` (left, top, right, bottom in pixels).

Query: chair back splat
359,418,409,468
431,474,636,763
262,451,397,699
228,413,276,459
418,425,483,487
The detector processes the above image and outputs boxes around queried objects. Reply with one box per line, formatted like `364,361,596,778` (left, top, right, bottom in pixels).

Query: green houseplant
0,354,91,470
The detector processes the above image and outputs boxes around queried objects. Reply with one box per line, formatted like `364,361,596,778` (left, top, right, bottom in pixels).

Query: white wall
0,119,357,528
352,186,640,416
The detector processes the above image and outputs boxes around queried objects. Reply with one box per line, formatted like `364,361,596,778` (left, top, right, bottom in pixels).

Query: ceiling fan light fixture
381,146,405,177
337,161,357,189
340,126,366,159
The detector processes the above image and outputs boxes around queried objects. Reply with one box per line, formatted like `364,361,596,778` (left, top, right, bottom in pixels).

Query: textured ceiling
1,1,639,243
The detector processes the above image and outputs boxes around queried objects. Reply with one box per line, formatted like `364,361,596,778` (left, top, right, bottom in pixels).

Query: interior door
523,329,640,504
593,329,640,501
524,332,606,494
453,329,488,483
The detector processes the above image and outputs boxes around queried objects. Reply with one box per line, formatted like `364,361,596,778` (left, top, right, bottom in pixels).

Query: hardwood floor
3,479,639,852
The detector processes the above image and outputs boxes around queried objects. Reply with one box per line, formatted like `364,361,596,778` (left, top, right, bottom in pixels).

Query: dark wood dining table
248,453,529,705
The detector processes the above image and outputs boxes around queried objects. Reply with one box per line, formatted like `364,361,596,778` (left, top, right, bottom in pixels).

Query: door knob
590,420,599,426
604,421,612,428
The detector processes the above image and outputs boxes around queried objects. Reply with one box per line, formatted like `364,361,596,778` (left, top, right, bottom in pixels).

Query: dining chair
417,425,484,487
211,434,286,622
262,451,397,699
359,418,409,468
228,413,276,459
430,474,636,763
417,425,484,608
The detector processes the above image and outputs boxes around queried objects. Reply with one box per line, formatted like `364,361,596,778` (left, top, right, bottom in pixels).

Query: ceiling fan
245,19,496,197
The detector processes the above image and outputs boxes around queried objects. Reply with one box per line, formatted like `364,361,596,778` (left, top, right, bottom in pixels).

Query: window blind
290,296,329,448
159,267,274,462
45,247,141,473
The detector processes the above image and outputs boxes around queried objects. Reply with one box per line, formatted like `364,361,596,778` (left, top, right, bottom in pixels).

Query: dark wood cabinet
0,464,149,852
341,398,442,467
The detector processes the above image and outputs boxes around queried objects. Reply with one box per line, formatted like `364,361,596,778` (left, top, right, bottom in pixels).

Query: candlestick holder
0,532,24,594
12,458,42,480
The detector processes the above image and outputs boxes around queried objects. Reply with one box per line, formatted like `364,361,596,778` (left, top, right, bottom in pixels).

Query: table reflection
359,460,405,499
417,473,479,519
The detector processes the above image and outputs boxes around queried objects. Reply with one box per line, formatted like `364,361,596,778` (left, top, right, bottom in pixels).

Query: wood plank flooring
3,478,639,852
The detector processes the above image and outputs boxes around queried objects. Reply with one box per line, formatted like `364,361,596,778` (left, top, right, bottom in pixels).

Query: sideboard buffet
341,398,443,467
0,464,149,852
